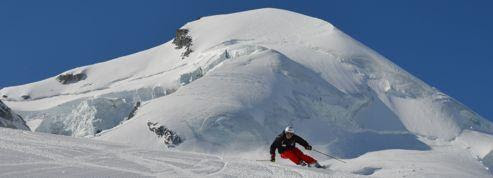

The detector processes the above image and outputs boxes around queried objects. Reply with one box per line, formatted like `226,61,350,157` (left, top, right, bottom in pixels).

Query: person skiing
270,126,324,168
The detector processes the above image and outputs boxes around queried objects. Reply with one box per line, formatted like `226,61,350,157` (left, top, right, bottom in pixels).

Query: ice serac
1,8,493,170
0,100,29,130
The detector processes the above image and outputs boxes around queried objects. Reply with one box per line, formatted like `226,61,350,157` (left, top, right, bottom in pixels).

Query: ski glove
305,145,312,150
271,154,275,162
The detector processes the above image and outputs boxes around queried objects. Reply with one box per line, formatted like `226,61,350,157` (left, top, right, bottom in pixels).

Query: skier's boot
314,162,326,169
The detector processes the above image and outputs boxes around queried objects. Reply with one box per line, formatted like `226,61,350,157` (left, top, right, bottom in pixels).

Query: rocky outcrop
172,29,193,59
0,100,30,130
147,121,183,148
56,73,87,84
126,101,141,120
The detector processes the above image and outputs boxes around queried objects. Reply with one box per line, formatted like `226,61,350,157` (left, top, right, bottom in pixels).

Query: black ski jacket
270,132,310,155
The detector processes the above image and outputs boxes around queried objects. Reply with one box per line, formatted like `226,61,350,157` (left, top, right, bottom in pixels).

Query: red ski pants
280,147,317,165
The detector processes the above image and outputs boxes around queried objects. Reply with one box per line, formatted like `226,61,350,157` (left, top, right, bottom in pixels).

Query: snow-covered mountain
2,8,493,177
0,100,29,130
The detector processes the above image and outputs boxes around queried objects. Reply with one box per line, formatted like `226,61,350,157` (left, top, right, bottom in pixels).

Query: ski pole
313,149,347,163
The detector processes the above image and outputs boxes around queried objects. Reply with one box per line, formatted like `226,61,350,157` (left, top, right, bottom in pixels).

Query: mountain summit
1,8,493,177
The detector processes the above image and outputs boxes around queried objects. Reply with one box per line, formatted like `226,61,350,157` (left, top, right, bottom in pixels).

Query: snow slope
2,8,493,177
1,127,491,178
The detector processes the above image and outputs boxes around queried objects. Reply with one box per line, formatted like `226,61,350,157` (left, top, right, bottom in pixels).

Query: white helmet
284,126,294,133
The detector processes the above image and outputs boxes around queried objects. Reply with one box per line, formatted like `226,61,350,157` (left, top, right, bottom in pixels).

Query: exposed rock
0,100,30,130
147,121,183,147
172,29,193,59
0,101,13,119
21,95,30,100
482,150,493,174
126,101,141,120
56,73,87,84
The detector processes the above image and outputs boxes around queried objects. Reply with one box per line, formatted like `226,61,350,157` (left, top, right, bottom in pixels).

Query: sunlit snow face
285,132,294,139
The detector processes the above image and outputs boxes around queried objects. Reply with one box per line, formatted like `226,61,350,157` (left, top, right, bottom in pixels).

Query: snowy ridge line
3,85,111,103
3,75,140,103
2,40,262,105
1,8,493,177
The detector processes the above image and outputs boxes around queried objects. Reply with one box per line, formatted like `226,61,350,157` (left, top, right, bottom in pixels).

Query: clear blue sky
1,0,492,120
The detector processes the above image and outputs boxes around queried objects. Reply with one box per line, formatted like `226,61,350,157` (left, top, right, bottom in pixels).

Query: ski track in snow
2,8,493,178
5,126,488,177
0,128,349,178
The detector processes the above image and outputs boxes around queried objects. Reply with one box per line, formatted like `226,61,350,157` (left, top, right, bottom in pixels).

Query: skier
270,126,325,168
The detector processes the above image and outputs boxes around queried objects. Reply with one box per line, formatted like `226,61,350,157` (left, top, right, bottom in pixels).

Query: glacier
1,8,493,177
